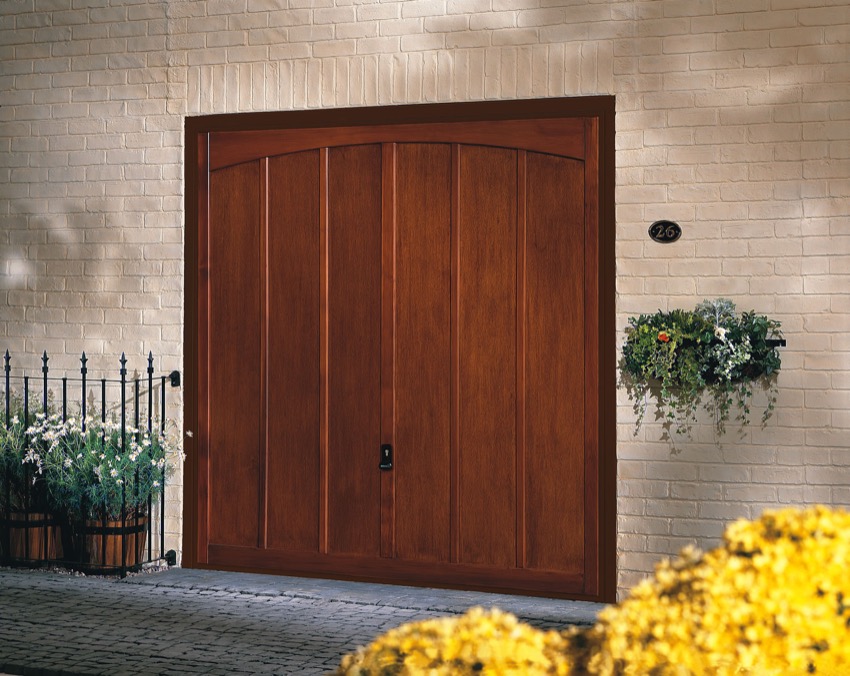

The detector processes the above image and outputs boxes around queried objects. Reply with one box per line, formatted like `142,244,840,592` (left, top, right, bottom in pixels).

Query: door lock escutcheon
379,444,393,471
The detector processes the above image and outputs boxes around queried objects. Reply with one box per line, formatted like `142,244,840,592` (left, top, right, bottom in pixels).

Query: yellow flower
336,507,850,675
334,607,574,675
567,506,850,675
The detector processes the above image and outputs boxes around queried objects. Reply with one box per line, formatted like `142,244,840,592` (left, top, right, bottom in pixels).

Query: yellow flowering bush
337,507,850,675
334,606,573,675
567,505,850,675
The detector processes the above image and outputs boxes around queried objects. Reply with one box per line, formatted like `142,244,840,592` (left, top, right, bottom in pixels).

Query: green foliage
0,392,55,512
2,389,175,521
25,413,173,521
619,299,782,440
0,412,36,510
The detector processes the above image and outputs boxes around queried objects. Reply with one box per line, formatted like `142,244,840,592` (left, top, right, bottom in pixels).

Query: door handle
379,444,393,470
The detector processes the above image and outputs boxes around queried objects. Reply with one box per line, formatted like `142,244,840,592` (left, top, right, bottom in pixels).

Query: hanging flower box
619,298,783,439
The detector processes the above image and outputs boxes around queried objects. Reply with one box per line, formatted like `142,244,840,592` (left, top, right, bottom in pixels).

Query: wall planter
619,298,784,440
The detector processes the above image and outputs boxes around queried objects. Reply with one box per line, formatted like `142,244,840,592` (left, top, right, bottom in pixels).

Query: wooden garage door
184,99,616,602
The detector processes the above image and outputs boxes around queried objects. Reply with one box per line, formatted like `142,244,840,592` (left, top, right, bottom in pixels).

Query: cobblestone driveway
0,568,603,676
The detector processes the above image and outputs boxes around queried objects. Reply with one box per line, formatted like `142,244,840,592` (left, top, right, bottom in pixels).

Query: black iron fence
1,350,178,577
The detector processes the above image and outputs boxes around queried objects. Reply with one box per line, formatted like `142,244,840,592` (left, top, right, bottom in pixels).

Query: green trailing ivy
619,298,782,439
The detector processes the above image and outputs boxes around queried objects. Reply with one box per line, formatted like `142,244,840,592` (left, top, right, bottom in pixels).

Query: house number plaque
648,220,682,243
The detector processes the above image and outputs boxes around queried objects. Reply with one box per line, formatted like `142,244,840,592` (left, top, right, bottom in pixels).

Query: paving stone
0,568,605,674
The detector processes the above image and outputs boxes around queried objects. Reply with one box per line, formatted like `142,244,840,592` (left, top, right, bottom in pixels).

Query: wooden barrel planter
0,511,63,563
65,516,148,572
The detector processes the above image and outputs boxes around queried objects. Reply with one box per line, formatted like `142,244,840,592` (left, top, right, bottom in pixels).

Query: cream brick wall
1,0,848,598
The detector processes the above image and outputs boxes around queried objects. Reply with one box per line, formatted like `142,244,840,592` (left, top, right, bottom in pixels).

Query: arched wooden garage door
184,98,616,602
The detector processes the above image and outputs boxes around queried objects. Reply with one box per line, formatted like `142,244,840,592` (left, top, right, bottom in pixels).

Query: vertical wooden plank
524,151,585,574
516,150,527,570
319,148,330,555
327,144,382,557
266,150,321,552
208,160,262,548
583,117,600,595
450,143,461,565
598,100,618,603
380,143,396,559
394,143,452,563
258,157,269,550
457,145,517,568
195,131,209,565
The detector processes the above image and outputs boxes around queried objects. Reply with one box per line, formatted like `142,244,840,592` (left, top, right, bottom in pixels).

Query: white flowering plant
24,413,173,522
1,392,56,512
619,299,782,439
1,411,37,511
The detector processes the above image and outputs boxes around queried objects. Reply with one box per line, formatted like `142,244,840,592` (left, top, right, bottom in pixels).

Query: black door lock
379,444,393,470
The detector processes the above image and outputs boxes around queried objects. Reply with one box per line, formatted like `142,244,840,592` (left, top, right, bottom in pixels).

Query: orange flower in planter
657,331,670,343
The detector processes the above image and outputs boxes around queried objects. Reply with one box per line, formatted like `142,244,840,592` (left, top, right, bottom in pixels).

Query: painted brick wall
0,0,186,554
1,0,848,597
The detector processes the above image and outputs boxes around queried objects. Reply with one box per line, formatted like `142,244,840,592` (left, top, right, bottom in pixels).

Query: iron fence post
23,376,29,562
119,353,127,579
41,352,48,417
80,352,87,432
160,375,166,560
2,351,9,563
41,352,49,561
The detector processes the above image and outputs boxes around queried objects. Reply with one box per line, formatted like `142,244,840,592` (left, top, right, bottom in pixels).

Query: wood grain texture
393,143,453,563
208,161,261,548
326,144,383,557
516,150,527,570
456,145,517,568
266,151,321,552
206,544,587,598
380,143,396,559
206,543,587,598
450,144,461,565
583,117,601,596
258,157,269,549
210,118,586,171
319,148,330,555
188,99,618,601
596,103,618,603
192,131,208,565
524,152,585,574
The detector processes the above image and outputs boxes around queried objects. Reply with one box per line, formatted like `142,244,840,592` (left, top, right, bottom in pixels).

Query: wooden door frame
183,97,617,602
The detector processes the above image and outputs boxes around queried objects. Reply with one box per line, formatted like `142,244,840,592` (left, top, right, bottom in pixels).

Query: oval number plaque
648,220,682,243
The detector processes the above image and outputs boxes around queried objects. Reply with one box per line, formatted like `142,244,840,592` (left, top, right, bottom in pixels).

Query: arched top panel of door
208,117,587,171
